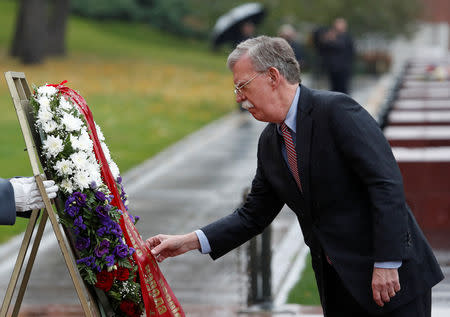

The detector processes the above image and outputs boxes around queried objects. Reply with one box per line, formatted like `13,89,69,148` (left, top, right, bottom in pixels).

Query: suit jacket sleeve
201,137,284,260
329,94,408,261
0,178,16,225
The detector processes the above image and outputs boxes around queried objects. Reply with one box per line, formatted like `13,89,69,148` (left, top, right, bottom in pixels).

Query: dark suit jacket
201,85,443,314
0,178,16,225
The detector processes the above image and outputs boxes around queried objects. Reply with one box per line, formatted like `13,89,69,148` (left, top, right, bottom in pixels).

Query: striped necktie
281,122,302,191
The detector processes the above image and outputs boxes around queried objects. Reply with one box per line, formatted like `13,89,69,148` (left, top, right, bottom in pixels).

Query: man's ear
267,67,280,85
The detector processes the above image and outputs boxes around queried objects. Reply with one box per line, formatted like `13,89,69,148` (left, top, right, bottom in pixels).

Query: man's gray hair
227,35,301,84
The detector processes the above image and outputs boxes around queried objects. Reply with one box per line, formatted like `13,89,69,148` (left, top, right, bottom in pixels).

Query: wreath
30,82,184,317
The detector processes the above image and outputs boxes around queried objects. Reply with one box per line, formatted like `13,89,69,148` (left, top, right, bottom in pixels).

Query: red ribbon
49,82,185,316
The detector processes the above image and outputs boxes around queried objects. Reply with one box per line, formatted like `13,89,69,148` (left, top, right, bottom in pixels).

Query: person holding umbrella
211,2,265,49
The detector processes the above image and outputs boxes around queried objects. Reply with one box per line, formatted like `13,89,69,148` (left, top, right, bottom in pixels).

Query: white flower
37,85,57,97
37,96,51,111
70,152,89,170
109,161,120,180
60,178,74,194
73,170,91,190
42,120,57,133
88,166,102,185
59,97,73,111
61,112,83,132
43,135,64,157
95,123,105,141
101,142,112,162
54,159,74,176
37,107,53,125
70,130,93,152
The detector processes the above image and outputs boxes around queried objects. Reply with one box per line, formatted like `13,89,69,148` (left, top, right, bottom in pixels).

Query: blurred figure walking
319,18,355,94
278,24,305,67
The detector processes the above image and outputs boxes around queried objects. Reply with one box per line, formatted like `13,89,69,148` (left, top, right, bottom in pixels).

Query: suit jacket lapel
296,85,313,213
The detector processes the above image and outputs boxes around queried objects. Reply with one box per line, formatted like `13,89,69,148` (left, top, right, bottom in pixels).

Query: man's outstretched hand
146,232,200,263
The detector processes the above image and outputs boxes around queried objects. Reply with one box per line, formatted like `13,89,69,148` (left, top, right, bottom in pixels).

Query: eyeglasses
234,72,263,96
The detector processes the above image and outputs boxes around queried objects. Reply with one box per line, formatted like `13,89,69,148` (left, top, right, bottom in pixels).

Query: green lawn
287,253,321,306
0,0,234,243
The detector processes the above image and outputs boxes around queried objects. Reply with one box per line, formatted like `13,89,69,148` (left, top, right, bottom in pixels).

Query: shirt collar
278,86,300,134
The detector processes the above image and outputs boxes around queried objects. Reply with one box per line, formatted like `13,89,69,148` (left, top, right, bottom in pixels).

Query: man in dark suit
318,18,355,94
146,36,443,316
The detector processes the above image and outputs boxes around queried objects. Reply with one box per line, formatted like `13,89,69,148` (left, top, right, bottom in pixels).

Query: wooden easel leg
0,209,41,317
11,211,49,317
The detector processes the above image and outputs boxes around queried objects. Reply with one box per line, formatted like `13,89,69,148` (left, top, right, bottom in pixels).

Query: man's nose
236,93,245,103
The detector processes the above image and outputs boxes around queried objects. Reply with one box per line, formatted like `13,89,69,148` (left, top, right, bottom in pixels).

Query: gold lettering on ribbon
143,265,167,315
124,216,145,257
160,279,182,316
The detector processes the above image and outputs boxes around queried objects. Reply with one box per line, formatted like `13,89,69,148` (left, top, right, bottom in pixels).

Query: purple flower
75,236,90,250
129,247,135,256
73,227,80,235
72,192,86,206
64,197,80,217
110,222,122,238
95,205,109,220
72,192,87,206
64,192,86,217
74,216,86,230
65,205,79,217
97,226,107,237
114,244,129,258
105,255,115,267
65,195,76,206
117,176,122,184
129,214,140,224
95,239,110,258
89,181,97,189
76,256,95,267
95,191,106,202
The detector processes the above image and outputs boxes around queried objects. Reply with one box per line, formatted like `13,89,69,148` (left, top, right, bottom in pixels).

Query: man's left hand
372,267,401,307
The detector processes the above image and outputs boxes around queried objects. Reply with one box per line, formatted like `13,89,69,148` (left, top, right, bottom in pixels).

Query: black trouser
328,69,351,94
322,260,432,317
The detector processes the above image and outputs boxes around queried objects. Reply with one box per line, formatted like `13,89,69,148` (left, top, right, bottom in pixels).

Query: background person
278,24,304,67
146,36,443,317
318,18,355,94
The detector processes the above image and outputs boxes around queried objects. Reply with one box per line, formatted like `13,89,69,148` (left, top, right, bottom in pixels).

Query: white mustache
241,100,254,110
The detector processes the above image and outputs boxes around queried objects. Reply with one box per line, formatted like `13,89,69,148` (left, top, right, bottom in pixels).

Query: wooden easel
0,72,101,317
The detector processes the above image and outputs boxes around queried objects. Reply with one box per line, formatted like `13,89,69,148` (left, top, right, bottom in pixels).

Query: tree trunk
10,0,48,64
9,0,25,57
47,0,70,56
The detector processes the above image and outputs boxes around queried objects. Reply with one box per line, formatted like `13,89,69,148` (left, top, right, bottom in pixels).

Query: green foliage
71,0,195,36
146,0,194,36
71,0,140,20
287,253,321,306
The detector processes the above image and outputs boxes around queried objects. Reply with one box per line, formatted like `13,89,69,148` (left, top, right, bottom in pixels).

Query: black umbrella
211,2,266,47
